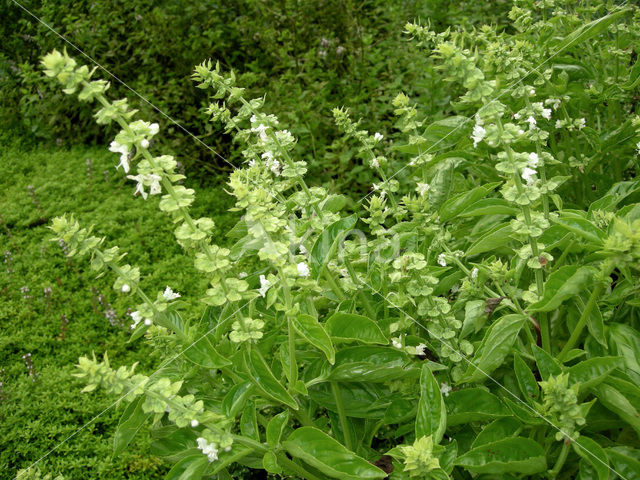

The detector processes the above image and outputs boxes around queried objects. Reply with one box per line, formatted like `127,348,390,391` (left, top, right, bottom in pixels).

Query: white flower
130,311,143,329
514,113,521,120
197,438,219,462
528,152,539,168
521,167,537,185
555,120,563,129
109,140,128,155
121,283,131,293
252,124,268,140
440,382,452,397
258,275,271,297
238,272,248,279
117,154,130,173
190,419,199,428
577,118,586,130
163,286,181,301
529,88,536,96
541,108,552,120
250,115,257,123
127,174,148,199
416,183,430,196
149,174,162,195
636,141,640,155
471,124,486,147
437,253,447,267
269,159,281,176
262,151,274,161
144,318,152,326
373,132,384,142
392,338,402,349
415,343,427,356
526,116,537,129
371,157,380,168
297,262,310,277
471,267,479,280
140,139,149,149
149,123,159,135
248,159,256,168
545,98,561,110
299,244,308,255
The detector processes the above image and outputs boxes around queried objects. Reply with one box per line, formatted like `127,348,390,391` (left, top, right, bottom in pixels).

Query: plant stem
330,381,354,451
548,441,570,479
276,452,326,480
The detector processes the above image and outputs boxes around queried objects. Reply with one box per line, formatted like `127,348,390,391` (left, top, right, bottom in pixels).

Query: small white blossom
238,272,248,279
140,139,149,149
471,124,486,147
541,108,552,120
371,157,380,168
250,115,257,123
415,343,427,356
392,338,402,349
440,382,452,397
577,118,586,130
130,311,143,329
190,419,199,428
373,132,384,142
144,318,152,326
149,123,159,135
109,140,128,156
127,174,148,199
416,183,430,196
529,88,536,96
545,98,561,110
149,174,162,195
514,113,521,120
117,154,130,173
121,283,131,293
297,262,310,277
258,275,271,297
471,267,479,280
528,152,539,168
437,253,447,267
521,167,537,185
636,141,640,155
526,116,537,129
555,120,563,129
163,286,181,301
197,438,219,462
299,244,308,255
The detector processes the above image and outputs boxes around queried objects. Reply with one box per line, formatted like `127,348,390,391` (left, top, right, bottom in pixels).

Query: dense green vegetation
3,1,640,480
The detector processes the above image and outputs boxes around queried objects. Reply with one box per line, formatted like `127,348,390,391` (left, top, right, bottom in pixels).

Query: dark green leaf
459,198,518,217
572,436,609,480
607,447,640,480
455,437,546,474
242,350,298,410
446,388,509,426
439,183,500,222
471,418,522,449
293,314,335,364
113,397,151,458
240,403,259,440
283,427,386,479
466,223,513,257
568,357,623,393
416,365,446,443
266,410,290,447
183,334,231,369
513,354,539,404
222,381,253,418
165,455,209,480
310,214,357,279
529,266,596,312
459,314,526,383
325,312,387,345
532,345,562,380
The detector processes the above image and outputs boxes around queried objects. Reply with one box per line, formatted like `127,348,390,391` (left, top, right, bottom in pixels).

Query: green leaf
439,183,500,222
283,427,386,479
529,266,596,312
551,7,630,54
242,350,298,410
319,194,348,213
471,417,522,448
222,381,253,418
395,116,471,153
568,356,623,393
266,410,290,447
607,447,640,480
446,388,509,426
551,212,606,245
608,323,640,384
572,436,609,480
309,382,391,419
455,437,546,474
240,403,259,440
262,451,282,474
113,396,151,458
513,354,539,404
327,346,416,383
459,198,519,217
325,312,387,344
416,364,446,443
293,314,335,364
466,223,513,257
532,345,562,380
310,214,357,279
590,383,640,436
459,314,526,383
165,455,209,480
183,334,231,369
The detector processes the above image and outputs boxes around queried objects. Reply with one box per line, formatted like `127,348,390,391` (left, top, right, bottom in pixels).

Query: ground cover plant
0,138,237,478
10,0,640,479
